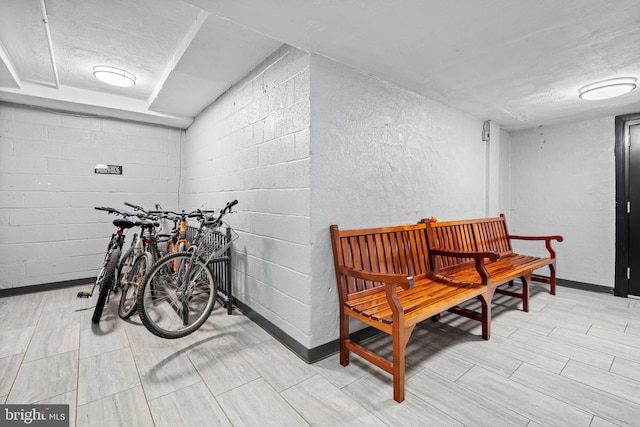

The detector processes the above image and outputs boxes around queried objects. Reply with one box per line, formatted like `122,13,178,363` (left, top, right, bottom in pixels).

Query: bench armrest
429,249,500,262
428,249,498,285
508,234,563,258
508,234,563,242
338,266,415,290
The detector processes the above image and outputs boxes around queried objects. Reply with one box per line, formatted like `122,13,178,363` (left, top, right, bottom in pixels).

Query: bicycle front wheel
92,248,120,324
137,252,217,339
118,253,151,319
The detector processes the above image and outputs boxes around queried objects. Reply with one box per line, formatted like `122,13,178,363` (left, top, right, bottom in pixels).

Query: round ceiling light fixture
578,77,637,100
92,65,136,87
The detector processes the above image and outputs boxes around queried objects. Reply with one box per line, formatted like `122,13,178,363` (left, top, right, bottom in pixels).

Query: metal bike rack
186,225,234,314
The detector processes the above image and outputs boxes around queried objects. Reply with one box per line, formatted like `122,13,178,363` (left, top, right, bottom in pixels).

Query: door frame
615,113,640,297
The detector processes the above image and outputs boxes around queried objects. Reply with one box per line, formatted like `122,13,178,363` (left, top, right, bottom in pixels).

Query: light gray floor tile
511,362,640,426
76,386,154,427
418,324,522,377
35,306,84,333
41,285,92,311
238,338,317,392
313,352,373,388
411,344,474,381
134,345,201,401
626,323,640,336
484,335,569,374
509,329,614,370
34,390,77,427
0,353,23,396
24,323,80,362
493,310,560,336
187,334,260,396
561,359,640,406
216,378,309,426
0,294,44,330
282,375,386,426
148,382,231,427
571,304,640,328
0,327,34,359
457,365,592,427
540,305,628,331
218,312,272,351
587,325,640,349
78,347,140,405
7,351,77,404
407,368,530,426
610,357,640,382
79,321,128,359
550,327,640,362
122,319,193,357
590,415,627,427
0,395,6,403
344,374,464,426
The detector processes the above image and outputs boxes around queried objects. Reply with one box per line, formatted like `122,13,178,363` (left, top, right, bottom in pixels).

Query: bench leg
478,292,492,340
339,307,350,366
549,264,557,295
431,313,441,322
521,274,530,312
392,324,414,403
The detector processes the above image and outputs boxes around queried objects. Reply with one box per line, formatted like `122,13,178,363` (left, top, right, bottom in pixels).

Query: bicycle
117,203,168,319
161,210,191,255
137,200,238,338
78,207,135,324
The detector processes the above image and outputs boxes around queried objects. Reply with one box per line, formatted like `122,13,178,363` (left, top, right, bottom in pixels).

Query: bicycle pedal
77,291,91,298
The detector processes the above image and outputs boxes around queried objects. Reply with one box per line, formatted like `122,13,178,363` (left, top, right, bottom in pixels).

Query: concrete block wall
180,45,313,346
309,55,491,347
0,103,181,289
508,117,615,287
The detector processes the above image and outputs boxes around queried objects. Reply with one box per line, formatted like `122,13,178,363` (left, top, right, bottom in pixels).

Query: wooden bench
329,223,491,403
422,214,563,318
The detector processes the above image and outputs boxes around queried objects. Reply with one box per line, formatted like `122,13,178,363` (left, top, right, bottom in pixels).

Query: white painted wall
0,103,181,289
508,117,615,287
181,46,313,346
309,55,490,347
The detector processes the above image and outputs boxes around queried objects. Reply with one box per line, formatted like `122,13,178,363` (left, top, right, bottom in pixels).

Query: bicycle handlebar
145,200,238,225
124,202,145,212
94,206,133,217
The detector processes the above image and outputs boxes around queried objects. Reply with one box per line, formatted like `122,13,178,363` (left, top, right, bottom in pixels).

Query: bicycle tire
118,252,151,319
137,252,217,339
118,246,135,290
92,248,121,324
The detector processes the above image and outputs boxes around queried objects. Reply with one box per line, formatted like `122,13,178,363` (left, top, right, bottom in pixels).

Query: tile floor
1,282,640,426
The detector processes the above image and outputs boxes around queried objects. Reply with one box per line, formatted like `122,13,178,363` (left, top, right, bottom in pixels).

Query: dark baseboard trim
0,277,94,298
556,278,614,294
233,298,380,364
531,276,613,294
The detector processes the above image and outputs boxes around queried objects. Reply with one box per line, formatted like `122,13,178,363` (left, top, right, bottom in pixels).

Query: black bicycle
78,207,135,323
116,203,168,319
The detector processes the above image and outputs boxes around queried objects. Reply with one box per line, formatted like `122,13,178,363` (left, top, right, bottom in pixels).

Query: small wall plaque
94,164,123,175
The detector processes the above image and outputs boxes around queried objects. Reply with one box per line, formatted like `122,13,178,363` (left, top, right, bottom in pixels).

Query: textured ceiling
0,0,639,130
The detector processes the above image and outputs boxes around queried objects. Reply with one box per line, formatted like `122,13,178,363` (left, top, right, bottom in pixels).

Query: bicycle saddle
113,218,135,229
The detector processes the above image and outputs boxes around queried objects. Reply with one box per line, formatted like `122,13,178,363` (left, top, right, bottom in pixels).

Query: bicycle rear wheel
92,248,120,324
118,253,150,319
137,252,217,339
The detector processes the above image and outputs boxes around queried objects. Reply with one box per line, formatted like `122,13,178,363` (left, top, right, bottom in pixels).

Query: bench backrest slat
425,215,513,271
330,224,432,300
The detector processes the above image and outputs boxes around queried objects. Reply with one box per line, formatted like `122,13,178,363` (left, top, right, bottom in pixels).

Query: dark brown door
628,124,640,296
